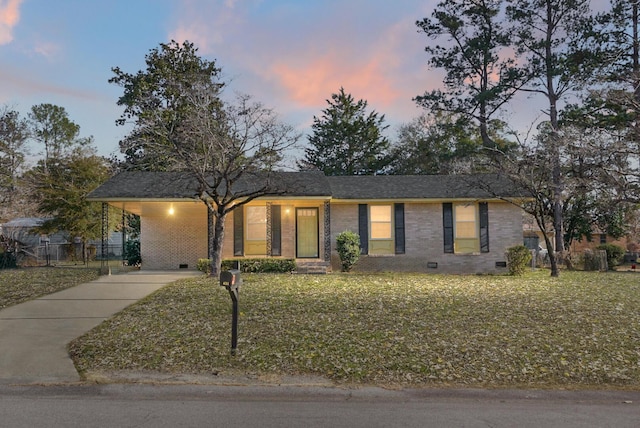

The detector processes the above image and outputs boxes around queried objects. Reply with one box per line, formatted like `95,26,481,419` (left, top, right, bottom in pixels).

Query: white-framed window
455,204,478,239
245,206,267,241
454,204,479,254
444,202,489,254
370,205,392,240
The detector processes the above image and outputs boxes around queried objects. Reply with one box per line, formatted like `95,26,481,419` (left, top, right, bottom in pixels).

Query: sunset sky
0,0,610,161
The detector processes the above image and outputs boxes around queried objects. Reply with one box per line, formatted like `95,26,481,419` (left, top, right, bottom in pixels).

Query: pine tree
301,88,391,175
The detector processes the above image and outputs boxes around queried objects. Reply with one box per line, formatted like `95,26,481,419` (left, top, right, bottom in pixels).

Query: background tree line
0,103,111,262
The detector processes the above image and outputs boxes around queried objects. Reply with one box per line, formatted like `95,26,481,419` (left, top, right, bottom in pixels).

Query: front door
296,208,319,258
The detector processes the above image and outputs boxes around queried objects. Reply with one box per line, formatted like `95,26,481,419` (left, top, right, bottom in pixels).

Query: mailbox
220,269,242,289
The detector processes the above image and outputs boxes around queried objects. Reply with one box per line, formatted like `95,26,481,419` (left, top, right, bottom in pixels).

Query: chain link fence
15,243,124,267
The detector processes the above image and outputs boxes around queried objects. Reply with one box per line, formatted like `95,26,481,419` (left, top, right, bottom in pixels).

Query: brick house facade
89,171,526,274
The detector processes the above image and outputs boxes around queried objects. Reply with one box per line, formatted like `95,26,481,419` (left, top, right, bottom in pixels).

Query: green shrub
595,243,625,270
506,245,532,276
198,258,296,274
124,240,141,266
0,250,17,269
336,231,361,272
197,258,212,274
582,249,603,271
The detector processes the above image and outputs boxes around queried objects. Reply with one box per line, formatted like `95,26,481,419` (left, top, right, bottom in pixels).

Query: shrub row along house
88,171,526,274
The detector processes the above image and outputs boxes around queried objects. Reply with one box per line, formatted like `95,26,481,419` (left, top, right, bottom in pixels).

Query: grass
0,267,101,309
68,270,640,389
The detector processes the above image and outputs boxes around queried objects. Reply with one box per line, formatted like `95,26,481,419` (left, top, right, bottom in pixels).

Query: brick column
324,201,331,262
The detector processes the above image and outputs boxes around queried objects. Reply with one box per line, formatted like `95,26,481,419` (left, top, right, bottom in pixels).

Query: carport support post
101,202,110,275
122,208,126,266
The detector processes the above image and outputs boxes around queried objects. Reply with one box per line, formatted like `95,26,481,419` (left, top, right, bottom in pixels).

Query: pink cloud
269,53,397,110
0,0,22,45
261,18,428,121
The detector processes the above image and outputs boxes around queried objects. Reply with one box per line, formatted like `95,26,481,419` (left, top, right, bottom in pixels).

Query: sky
0,0,440,160
0,0,611,162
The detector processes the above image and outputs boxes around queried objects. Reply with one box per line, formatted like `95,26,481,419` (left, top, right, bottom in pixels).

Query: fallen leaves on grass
0,267,100,309
69,271,640,388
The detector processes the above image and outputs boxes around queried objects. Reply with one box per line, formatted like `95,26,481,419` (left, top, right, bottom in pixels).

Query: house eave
329,197,528,204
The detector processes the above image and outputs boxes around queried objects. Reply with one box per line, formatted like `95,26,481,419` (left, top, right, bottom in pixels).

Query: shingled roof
87,170,332,200
326,174,525,199
88,171,524,201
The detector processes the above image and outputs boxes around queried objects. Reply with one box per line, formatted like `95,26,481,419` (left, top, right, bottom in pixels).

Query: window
455,205,477,239
600,234,607,244
246,206,267,241
454,204,478,254
370,205,392,239
443,202,489,254
358,204,405,255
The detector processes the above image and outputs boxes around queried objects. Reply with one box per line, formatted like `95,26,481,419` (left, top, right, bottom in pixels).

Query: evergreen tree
415,0,528,148
0,107,28,219
301,88,391,175
28,147,111,262
28,103,91,173
506,0,599,276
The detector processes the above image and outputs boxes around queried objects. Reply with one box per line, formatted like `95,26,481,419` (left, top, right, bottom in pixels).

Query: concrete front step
295,261,330,274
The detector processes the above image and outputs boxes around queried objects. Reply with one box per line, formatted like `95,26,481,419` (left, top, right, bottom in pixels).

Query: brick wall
140,200,523,273
329,202,522,274
141,202,207,270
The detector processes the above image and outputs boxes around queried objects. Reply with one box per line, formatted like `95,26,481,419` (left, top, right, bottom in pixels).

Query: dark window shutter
233,207,243,256
271,205,281,256
443,203,454,253
479,202,489,253
358,204,368,255
394,203,405,254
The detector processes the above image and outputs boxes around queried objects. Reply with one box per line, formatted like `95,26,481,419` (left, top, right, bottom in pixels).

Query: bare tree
111,41,300,276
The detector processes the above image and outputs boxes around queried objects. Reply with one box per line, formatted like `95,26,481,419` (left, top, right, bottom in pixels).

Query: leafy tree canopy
110,40,224,171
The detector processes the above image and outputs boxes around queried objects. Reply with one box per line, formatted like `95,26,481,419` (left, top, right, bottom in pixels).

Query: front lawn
0,267,100,309
69,271,640,388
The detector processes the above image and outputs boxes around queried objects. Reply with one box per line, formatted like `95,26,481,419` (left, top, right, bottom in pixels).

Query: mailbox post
220,269,242,355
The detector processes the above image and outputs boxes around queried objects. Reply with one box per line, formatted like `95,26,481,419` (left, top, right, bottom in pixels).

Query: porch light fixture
168,205,175,216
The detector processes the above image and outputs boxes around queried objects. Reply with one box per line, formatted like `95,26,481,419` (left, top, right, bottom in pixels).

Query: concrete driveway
0,271,201,385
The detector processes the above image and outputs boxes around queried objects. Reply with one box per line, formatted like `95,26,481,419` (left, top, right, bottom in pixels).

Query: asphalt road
1,384,639,427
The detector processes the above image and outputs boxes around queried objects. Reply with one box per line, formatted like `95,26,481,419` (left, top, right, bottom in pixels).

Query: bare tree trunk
207,209,214,264
209,210,227,278
633,3,640,143
551,135,563,277
546,0,563,277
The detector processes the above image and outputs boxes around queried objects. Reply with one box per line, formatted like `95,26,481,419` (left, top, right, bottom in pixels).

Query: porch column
323,201,331,262
121,207,126,266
